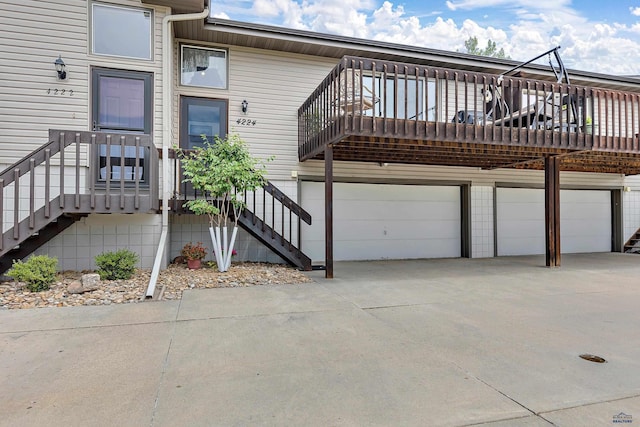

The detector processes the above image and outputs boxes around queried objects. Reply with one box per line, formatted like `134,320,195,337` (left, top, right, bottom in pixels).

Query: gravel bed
0,263,312,310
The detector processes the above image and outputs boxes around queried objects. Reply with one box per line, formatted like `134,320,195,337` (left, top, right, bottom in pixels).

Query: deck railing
1,130,158,252
298,56,640,160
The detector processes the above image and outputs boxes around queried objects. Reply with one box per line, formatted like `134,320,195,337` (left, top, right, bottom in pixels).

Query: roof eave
202,18,640,89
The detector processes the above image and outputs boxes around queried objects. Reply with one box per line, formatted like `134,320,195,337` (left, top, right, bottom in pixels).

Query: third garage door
496,188,611,256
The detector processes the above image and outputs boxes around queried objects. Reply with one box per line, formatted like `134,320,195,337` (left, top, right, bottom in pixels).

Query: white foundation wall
169,216,287,265
622,175,640,241
623,190,640,241
33,214,162,271
471,186,495,258
169,179,297,265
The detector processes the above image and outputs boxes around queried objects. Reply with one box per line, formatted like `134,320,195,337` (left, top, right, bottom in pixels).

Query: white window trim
180,44,229,90
90,2,154,61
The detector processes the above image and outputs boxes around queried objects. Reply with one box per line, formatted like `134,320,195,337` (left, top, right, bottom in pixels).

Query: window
181,45,228,89
362,75,436,120
92,69,153,185
180,97,228,149
92,3,152,60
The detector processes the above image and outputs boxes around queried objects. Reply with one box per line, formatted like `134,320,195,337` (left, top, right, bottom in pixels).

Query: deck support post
325,144,334,279
544,155,561,267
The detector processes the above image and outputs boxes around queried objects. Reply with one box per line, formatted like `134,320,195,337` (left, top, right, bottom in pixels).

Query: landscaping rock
0,263,312,310
81,273,101,288
67,281,85,294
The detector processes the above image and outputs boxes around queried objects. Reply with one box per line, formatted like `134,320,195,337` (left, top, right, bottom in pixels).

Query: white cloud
211,11,230,19
208,0,640,74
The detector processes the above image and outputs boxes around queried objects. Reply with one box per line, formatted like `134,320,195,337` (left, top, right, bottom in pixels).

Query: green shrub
7,255,58,292
95,249,139,280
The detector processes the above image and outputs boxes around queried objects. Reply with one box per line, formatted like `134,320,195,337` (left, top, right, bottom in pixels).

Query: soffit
141,0,205,14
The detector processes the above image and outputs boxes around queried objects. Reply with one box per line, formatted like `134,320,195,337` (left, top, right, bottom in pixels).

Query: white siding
0,0,167,168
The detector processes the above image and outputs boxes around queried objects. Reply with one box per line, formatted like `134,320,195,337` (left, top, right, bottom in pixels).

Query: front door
92,68,152,183
177,96,228,198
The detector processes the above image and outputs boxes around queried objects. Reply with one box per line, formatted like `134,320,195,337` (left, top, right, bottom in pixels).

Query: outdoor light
54,55,67,80
241,100,248,114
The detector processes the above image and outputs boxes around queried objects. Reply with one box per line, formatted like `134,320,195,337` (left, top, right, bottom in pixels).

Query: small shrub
7,255,58,292
95,249,139,280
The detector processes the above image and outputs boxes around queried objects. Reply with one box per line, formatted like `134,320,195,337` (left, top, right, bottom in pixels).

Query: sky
209,0,640,75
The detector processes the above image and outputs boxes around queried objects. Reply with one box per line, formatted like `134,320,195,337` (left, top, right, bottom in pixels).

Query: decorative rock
0,263,311,310
67,281,85,294
81,274,101,289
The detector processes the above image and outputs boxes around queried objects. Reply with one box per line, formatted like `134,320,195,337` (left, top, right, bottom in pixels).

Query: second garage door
301,182,461,262
496,188,611,256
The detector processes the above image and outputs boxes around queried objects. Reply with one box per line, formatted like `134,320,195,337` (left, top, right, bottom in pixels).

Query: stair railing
1,130,158,254
170,149,312,265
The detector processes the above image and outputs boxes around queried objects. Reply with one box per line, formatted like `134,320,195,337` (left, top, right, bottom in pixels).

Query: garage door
496,188,611,256
301,182,461,262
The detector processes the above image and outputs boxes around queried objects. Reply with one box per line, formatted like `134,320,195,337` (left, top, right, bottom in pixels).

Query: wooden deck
298,56,640,175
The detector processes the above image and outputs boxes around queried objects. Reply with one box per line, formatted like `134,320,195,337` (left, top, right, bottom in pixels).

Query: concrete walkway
1,253,639,426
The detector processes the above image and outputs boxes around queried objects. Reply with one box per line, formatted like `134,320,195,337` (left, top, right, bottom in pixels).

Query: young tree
179,133,271,272
464,36,509,59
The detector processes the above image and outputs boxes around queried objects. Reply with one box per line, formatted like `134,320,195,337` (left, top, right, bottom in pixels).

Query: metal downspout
145,3,210,299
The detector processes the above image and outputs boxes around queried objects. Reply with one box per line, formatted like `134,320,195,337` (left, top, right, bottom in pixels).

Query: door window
180,97,227,149
92,69,152,184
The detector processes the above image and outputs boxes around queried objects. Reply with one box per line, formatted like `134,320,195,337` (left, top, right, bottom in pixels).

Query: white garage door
496,188,611,256
301,182,461,262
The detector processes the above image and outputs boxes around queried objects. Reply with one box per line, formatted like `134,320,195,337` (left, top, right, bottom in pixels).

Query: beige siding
173,40,336,181
0,0,167,168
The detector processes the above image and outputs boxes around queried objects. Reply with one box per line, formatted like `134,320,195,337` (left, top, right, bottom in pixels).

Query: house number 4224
236,118,257,126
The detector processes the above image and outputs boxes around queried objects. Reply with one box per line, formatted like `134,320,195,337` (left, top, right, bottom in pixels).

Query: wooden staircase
1,130,312,274
624,228,640,253
0,130,159,274
237,181,312,270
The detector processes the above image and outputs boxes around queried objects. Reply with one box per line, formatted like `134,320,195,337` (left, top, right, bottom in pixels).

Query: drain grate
579,354,607,363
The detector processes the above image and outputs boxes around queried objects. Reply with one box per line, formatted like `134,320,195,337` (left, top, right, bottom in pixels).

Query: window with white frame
181,45,228,89
92,3,153,60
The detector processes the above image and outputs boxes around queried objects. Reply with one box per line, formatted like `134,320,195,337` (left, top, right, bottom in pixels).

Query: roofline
206,17,640,88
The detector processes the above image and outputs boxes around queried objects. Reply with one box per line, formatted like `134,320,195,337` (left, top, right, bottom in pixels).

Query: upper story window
181,45,228,89
92,3,153,60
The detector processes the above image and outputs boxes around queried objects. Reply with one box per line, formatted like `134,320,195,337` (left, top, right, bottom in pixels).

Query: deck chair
335,69,377,115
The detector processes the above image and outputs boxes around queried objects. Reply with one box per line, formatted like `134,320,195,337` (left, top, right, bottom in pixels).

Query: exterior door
92,68,152,183
180,96,227,149
178,97,228,196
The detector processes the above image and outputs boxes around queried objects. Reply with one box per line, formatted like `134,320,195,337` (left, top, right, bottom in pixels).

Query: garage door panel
334,238,460,260
302,182,461,262
334,220,455,240
497,188,611,256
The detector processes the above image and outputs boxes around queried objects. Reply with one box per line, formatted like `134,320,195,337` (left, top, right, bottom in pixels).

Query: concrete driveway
1,253,639,426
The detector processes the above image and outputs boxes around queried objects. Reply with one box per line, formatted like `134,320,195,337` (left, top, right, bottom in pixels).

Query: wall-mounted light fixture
54,55,67,80
241,100,248,114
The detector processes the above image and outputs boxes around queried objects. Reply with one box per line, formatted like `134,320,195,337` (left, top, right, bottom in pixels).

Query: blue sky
209,0,640,75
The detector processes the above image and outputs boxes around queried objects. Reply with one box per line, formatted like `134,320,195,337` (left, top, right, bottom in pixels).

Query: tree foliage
179,133,272,228
464,36,509,59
